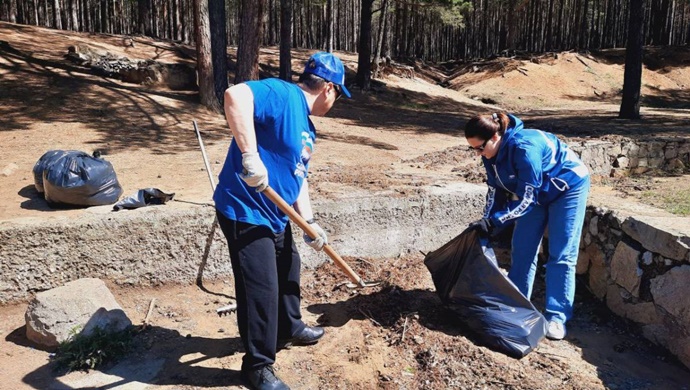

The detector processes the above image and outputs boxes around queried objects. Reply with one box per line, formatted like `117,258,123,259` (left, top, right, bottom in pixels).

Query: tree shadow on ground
0,39,207,156
0,35,475,156
642,87,690,110
521,108,690,140
326,84,474,135
591,46,690,71
561,87,690,111
20,326,244,389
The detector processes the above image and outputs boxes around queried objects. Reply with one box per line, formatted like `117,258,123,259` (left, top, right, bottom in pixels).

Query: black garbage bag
113,188,175,211
424,228,547,358
36,150,123,207
33,150,67,194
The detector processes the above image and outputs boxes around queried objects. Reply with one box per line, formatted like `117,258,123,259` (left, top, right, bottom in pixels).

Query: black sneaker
279,326,324,348
241,365,290,390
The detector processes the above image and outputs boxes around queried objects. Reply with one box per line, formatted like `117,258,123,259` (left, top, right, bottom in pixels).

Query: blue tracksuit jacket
482,115,589,228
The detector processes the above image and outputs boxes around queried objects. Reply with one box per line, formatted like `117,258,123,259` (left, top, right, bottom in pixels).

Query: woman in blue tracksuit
464,112,590,340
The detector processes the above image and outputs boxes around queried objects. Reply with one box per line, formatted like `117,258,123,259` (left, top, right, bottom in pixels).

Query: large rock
585,244,608,299
25,278,131,348
650,265,690,326
621,216,690,261
610,241,641,297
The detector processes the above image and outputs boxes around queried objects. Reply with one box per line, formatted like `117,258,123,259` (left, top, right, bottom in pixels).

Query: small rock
642,251,653,266
1,163,19,177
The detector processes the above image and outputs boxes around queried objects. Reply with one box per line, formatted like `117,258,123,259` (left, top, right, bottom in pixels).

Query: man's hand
304,221,328,251
469,217,493,236
240,152,268,191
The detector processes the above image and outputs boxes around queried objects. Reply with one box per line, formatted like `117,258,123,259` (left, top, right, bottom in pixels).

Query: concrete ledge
0,183,486,304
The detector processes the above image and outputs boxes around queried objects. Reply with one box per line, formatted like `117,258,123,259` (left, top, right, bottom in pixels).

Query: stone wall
570,137,690,177
577,202,690,369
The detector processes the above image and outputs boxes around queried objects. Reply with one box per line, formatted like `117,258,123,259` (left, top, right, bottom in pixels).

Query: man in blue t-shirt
214,52,351,390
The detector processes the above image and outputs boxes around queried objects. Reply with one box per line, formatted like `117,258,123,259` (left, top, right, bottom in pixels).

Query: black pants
216,211,305,371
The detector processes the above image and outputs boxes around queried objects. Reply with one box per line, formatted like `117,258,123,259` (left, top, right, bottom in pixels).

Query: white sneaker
546,321,566,340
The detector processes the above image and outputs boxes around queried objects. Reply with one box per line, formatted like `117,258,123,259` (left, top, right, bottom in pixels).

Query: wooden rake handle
262,186,367,287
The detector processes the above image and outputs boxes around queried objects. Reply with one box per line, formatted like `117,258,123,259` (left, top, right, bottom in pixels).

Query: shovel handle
262,186,366,287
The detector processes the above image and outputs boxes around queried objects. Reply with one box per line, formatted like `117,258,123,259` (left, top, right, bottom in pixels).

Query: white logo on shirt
295,131,314,179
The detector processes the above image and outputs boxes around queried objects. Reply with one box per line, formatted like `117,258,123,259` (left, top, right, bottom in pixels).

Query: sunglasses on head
468,138,489,152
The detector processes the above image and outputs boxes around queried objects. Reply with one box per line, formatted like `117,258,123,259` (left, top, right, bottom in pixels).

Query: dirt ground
1,22,690,389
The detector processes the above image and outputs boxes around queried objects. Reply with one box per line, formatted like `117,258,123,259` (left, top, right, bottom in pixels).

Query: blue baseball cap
303,52,351,98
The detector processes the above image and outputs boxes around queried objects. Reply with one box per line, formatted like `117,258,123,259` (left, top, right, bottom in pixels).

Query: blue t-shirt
213,78,316,233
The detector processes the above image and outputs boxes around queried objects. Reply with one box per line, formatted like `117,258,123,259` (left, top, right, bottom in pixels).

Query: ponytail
464,112,510,140
493,112,510,136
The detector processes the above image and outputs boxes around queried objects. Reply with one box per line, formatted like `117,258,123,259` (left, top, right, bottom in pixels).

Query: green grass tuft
641,189,690,216
52,326,134,372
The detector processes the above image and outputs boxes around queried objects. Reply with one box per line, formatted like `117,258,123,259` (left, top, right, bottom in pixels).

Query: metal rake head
216,302,237,317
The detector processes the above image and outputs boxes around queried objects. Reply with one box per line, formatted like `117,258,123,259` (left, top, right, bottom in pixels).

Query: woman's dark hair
464,112,510,140
298,72,328,92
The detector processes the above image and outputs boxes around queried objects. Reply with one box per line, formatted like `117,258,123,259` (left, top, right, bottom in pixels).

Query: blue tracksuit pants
507,176,590,324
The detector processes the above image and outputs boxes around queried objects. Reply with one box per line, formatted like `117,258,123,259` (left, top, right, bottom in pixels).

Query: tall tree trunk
668,0,675,44
279,0,292,81
235,0,265,83
506,0,517,50
81,0,89,31
546,0,555,50
355,0,374,90
373,0,388,64
7,0,17,23
382,1,392,59
579,0,590,48
100,0,107,32
138,0,149,35
172,0,180,40
326,0,334,52
30,0,39,25
69,0,78,30
209,0,227,108
194,0,221,111
619,0,644,119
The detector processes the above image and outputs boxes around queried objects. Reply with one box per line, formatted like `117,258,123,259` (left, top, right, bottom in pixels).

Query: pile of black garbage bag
33,150,122,208
424,228,547,358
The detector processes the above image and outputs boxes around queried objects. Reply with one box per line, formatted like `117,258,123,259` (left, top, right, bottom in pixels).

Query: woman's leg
545,177,590,324
508,204,548,300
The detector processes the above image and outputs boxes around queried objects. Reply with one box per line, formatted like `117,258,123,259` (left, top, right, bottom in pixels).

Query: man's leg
508,204,548,300
216,212,279,372
275,223,305,339
544,177,590,325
